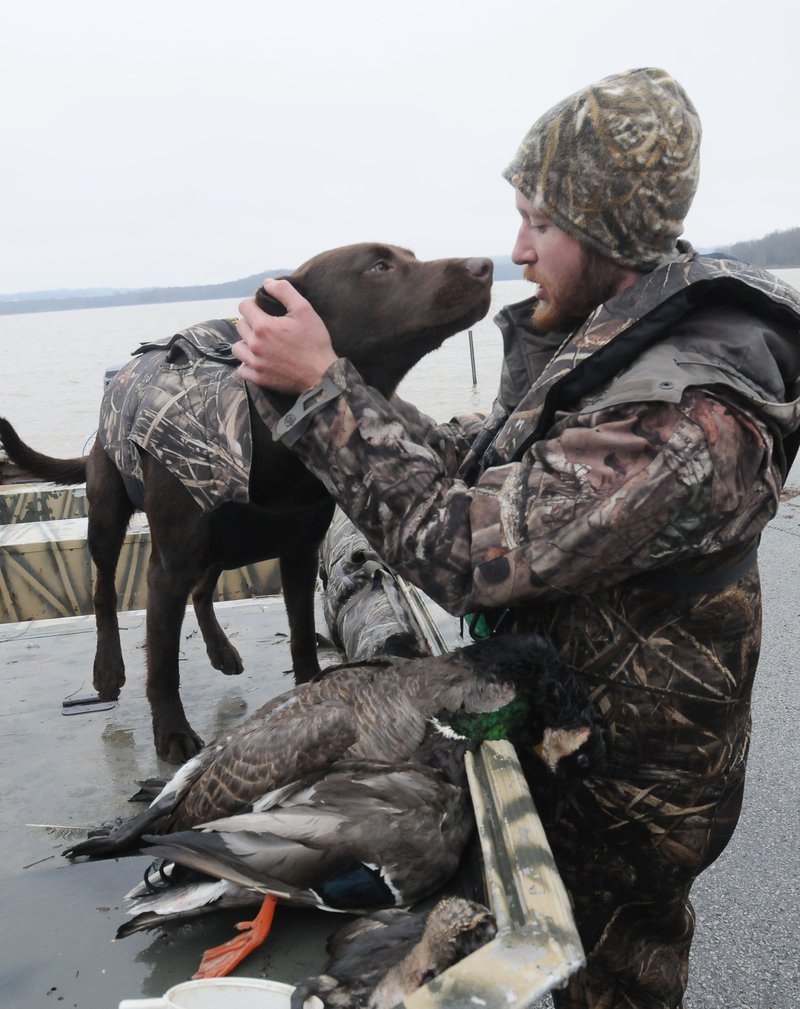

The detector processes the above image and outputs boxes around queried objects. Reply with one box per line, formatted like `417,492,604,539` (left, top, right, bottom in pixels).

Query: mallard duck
114,749,474,976
65,633,603,976
291,897,497,1009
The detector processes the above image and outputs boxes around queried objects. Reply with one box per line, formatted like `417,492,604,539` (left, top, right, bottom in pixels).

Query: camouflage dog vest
98,319,252,510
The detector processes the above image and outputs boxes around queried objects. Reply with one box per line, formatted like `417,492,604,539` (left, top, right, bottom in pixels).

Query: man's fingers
232,336,275,386
260,277,307,314
237,295,260,325
235,308,278,359
230,335,254,366
233,280,336,393
235,362,263,384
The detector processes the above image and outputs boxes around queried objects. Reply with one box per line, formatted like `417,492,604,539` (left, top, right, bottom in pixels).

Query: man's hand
233,278,338,393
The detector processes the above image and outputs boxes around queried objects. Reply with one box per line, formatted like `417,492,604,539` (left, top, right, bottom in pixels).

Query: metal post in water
468,330,477,385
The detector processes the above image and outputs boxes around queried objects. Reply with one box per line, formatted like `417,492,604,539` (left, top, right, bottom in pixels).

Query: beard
525,247,629,333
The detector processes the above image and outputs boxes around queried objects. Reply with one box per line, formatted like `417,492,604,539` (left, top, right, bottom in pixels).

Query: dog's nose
466,258,493,280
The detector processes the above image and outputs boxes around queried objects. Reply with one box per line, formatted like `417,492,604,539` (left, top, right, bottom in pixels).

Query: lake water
0,279,531,457
2,268,799,458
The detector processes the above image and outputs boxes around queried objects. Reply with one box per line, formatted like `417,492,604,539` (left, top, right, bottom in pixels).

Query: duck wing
168,652,465,828
141,759,473,912
65,689,361,859
172,691,360,828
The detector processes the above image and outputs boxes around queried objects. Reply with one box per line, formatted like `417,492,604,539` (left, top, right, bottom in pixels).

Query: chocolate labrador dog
0,243,492,762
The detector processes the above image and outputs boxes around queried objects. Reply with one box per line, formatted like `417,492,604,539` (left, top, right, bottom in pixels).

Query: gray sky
3,0,799,294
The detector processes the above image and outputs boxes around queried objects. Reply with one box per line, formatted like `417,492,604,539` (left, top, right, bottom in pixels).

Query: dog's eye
369,260,390,273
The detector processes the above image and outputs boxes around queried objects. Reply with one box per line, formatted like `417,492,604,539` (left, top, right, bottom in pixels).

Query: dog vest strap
132,320,240,364
273,374,344,447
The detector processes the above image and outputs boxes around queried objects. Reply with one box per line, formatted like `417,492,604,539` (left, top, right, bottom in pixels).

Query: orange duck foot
192,894,278,979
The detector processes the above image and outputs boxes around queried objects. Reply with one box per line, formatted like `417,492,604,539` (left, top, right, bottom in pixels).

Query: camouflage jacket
250,247,800,613
249,246,800,882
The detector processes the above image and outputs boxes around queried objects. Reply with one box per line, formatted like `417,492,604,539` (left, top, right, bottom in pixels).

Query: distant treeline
721,227,800,269
2,231,798,316
0,270,290,316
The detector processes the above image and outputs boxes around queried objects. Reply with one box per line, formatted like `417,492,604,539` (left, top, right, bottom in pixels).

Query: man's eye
370,260,389,272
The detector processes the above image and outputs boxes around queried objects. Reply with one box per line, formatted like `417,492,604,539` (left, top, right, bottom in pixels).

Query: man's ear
254,276,293,316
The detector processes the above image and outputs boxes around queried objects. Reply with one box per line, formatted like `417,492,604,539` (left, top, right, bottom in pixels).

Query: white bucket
118,977,323,1009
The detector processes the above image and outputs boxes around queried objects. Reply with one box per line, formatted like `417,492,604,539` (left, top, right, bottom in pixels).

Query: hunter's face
511,189,629,332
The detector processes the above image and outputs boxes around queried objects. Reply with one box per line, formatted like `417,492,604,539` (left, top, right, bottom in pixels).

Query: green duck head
434,696,533,744
434,633,606,778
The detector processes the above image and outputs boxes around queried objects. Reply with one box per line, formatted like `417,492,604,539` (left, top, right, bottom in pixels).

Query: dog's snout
466,258,493,281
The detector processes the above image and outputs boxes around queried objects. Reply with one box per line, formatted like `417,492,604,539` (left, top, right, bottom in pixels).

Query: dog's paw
205,640,244,676
93,657,125,700
94,680,123,702
156,725,206,764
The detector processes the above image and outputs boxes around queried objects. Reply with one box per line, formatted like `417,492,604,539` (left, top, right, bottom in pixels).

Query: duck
290,897,497,1009
114,746,475,977
64,633,603,977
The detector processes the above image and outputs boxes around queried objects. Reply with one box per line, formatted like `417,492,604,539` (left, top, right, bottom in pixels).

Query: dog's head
253,243,493,396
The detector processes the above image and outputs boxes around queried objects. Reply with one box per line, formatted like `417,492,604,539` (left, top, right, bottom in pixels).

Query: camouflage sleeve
389,392,487,440
387,393,487,476
252,358,780,614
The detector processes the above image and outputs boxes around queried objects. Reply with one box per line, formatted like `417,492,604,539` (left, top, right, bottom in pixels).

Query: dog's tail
0,417,88,484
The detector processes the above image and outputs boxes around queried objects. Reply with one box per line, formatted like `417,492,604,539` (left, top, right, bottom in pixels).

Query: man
232,68,800,1008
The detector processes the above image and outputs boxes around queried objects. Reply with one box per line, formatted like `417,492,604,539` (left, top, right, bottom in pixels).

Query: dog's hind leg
86,441,135,701
145,532,206,763
279,543,323,684
191,566,244,676
141,456,208,763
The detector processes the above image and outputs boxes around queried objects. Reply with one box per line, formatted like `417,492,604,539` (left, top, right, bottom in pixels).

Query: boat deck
2,597,354,1007
1,489,799,1007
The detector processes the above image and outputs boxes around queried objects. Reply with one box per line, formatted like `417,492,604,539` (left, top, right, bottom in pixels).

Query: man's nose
511,228,536,266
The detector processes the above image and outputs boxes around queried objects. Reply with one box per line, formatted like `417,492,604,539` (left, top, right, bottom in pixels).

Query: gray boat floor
1,495,799,1008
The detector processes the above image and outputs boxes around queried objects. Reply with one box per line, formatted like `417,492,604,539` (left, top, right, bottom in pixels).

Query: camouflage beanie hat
503,68,701,270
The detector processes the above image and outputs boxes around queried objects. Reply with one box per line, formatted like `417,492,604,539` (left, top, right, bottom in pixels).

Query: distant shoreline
0,270,288,316
3,257,800,317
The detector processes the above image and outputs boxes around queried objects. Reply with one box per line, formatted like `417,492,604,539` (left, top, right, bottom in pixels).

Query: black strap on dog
132,319,241,365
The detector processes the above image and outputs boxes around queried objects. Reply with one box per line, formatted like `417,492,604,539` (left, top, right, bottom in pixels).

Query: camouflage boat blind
0,483,88,523
0,510,281,624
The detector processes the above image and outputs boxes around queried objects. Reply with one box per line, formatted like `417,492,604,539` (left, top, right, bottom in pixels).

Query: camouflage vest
98,319,252,510
485,247,800,481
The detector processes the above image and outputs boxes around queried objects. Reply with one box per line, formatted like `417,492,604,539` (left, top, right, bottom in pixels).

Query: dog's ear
254,277,293,317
